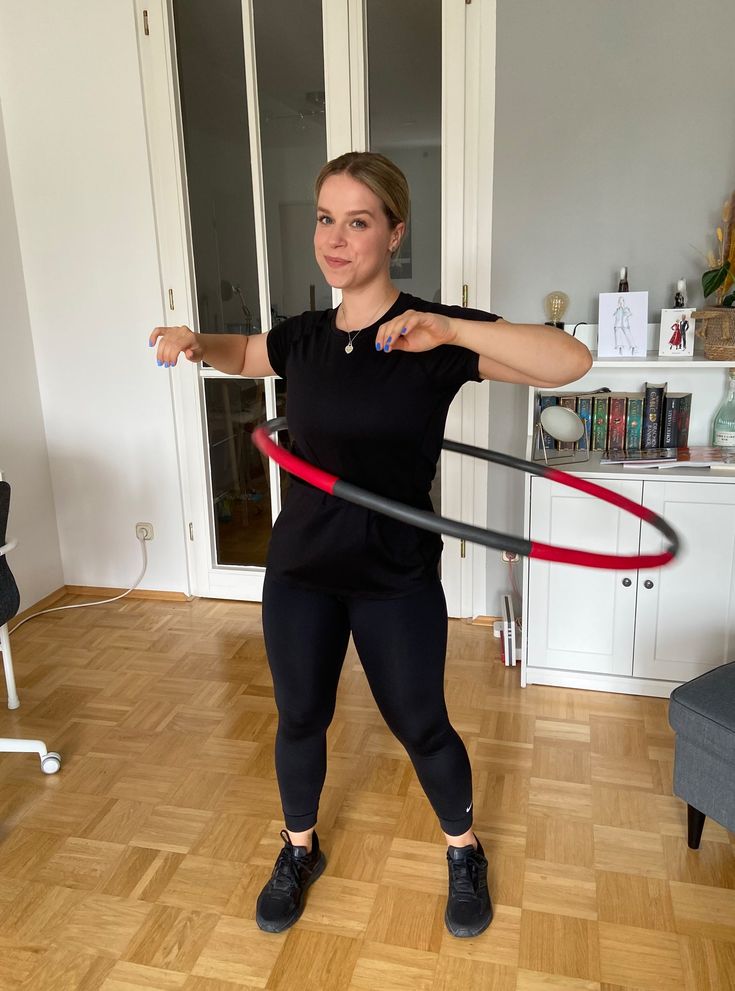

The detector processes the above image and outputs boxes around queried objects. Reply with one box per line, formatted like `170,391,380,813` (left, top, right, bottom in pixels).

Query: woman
150,152,592,939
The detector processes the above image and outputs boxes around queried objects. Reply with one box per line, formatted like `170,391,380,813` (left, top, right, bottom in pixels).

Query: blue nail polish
164,361,169,368
401,326,407,335
149,341,153,347
386,336,392,345
376,342,382,351
157,359,163,366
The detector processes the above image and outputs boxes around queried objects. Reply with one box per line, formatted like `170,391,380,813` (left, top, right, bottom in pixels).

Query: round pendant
345,343,354,354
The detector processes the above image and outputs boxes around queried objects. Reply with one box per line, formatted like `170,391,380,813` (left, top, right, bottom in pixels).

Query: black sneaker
255,829,326,933
444,835,493,938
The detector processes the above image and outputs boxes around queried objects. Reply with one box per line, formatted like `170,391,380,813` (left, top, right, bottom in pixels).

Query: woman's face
314,172,403,292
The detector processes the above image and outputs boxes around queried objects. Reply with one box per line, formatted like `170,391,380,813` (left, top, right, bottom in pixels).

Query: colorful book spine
592,396,610,451
625,394,644,451
642,382,667,449
607,394,628,451
677,393,692,447
557,396,577,451
538,394,558,450
576,396,593,452
661,392,691,448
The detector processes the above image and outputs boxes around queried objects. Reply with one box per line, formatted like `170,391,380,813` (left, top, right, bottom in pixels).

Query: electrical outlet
501,550,519,563
135,522,154,541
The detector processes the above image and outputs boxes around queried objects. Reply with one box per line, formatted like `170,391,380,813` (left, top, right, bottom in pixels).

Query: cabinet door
633,481,735,682
527,477,643,675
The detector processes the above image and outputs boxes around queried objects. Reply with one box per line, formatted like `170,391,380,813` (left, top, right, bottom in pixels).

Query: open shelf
590,352,734,369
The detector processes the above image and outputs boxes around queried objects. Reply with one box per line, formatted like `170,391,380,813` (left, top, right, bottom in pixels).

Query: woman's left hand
375,309,456,354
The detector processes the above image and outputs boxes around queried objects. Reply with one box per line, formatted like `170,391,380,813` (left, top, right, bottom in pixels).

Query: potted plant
694,191,735,359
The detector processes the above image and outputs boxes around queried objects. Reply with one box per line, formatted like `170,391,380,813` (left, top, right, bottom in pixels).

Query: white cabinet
521,338,735,697
632,480,735,682
525,475,735,696
526,477,642,680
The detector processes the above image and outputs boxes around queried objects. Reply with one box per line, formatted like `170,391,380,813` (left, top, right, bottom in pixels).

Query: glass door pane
254,0,329,316
172,0,267,567
172,0,327,571
366,0,442,511
253,0,328,511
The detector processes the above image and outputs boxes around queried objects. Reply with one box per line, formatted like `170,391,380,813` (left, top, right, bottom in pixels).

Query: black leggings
261,574,474,835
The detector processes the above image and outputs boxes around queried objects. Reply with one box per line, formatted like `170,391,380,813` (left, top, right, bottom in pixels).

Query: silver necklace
344,328,361,355
340,293,396,354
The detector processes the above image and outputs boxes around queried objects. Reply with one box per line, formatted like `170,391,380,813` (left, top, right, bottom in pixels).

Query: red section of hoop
530,466,673,569
252,426,338,495
254,423,676,571
530,542,674,570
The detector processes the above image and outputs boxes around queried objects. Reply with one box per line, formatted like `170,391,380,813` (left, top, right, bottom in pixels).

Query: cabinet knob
644,579,654,589
622,578,632,587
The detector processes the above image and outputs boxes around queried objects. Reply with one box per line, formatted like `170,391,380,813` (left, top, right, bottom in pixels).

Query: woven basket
693,306,735,360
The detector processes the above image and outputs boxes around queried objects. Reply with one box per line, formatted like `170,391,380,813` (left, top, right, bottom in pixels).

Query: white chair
0,477,61,773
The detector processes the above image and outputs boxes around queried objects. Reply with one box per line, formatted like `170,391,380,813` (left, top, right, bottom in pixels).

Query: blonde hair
315,151,409,256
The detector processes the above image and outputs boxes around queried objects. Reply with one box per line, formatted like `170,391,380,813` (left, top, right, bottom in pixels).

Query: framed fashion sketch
658,308,695,356
597,291,648,357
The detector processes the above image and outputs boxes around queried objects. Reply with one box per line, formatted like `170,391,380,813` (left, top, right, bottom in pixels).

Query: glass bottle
712,368,735,447
617,267,629,292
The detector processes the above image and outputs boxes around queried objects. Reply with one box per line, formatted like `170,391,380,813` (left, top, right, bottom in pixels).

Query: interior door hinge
460,539,466,559
168,288,175,310
189,523,194,541
143,9,150,35
462,284,468,307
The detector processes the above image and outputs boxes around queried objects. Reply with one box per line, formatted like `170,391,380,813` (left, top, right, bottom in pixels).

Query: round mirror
540,404,586,444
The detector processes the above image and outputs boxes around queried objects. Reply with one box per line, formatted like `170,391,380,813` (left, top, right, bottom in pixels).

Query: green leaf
703,263,731,298
722,291,735,308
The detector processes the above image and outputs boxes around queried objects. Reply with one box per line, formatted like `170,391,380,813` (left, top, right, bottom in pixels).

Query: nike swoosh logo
466,802,472,813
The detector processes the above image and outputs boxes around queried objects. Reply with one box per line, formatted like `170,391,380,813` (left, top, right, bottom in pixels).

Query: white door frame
442,0,497,618
135,0,497,614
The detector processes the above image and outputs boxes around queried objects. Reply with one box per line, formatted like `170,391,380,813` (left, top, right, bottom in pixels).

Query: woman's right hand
148,325,203,367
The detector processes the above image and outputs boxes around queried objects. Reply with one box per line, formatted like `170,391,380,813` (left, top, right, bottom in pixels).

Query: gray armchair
668,662,735,848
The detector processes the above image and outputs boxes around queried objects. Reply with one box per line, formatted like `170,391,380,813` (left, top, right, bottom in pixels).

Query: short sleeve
265,315,303,379
418,301,501,393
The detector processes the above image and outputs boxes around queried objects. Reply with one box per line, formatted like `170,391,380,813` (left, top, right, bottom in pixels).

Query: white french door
136,0,495,615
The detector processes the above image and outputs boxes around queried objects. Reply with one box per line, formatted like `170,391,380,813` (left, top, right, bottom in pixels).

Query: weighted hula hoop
252,417,680,570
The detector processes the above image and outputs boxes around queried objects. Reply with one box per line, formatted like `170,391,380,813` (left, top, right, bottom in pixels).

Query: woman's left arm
376,310,593,388
453,318,592,388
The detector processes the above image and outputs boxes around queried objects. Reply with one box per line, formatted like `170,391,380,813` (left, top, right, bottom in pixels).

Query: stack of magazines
600,446,735,468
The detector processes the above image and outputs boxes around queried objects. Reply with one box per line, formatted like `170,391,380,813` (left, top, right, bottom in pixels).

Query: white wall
0,98,64,610
0,1,190,597
486,0,735,612
7,1,731,618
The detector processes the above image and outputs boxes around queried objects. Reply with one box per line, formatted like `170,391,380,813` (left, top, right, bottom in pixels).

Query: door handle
644,579,654,589
622,578,632,587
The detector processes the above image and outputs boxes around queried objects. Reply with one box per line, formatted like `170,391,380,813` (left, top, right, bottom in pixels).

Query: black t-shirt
265,291,500,598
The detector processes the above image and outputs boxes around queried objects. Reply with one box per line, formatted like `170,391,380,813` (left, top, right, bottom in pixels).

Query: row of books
537,383,691,453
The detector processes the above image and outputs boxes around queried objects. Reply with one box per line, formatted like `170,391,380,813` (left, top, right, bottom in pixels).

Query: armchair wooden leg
687,804,706,850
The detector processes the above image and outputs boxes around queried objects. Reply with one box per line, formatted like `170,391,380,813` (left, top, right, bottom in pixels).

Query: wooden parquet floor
0,592,733,991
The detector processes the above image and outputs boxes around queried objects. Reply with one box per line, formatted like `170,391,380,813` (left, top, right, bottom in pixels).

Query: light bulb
544,291,569,326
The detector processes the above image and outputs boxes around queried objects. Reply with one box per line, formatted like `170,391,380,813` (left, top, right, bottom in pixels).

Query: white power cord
8,535,149,637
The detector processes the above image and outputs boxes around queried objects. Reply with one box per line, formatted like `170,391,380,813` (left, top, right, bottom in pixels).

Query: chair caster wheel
41,752,61,774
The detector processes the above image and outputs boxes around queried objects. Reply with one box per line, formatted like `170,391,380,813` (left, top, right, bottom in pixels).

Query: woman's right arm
148,326,276,377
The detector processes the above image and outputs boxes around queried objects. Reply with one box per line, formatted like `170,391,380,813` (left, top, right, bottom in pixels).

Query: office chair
0,478,61,773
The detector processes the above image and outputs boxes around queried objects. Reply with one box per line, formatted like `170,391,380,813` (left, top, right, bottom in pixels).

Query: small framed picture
658,308,695,356
597,291,648,357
